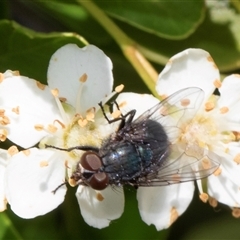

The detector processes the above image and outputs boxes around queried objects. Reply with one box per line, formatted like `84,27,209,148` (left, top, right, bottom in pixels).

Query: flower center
182,115,216,147
179,112,228,158
62,118,103,158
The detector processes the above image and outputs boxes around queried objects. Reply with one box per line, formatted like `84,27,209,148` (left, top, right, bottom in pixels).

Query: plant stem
78,0,159,97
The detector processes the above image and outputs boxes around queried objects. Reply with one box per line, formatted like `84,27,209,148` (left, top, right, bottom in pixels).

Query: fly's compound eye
89,172,109,190
80,152,109,190
80,152,102,171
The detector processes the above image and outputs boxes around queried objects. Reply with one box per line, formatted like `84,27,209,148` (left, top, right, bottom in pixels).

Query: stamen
207,56,218,69
180,98,190,107
205,101,215,111
111,110,121,119
78,118,88,127
0,109,5,116
64,160,69,169
51,90,70,125
94,83,124,113
119,101,127,108
213,79,222,88
12,71,20,76
232,208,240,218
201,157,211,169
209,197,218,207
7,145,19,156
53,119,65,129
79,73,88,83
47,124,58,133
233,131,240,141
159,94,168,100
59,97,67,103
207,55,214,63
0,116,10,125
34,124,44,131
12,106,20,115
86,107,95,122
76,78,84,114
0,198,7,212
96,192,104,201
220,106,229,114
51,88,59,97
0,129,8,141
115,84,124,93
22,149,30,156
159,106,168,116
69,178,77,187
36,81,46,90
0,73,4,83
213,167,222,176
170,207,179,225
234,154,240,164
39,160,49,167
199,193,209,203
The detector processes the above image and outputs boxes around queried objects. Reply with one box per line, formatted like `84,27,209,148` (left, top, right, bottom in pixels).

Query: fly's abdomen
101,141,153,184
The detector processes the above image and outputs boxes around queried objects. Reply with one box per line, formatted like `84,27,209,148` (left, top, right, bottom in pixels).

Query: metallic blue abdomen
99,119,169,185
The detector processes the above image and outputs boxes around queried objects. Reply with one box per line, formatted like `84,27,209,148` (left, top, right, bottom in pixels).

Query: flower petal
76,186,124,228
5,148,67,218
137,183,194,231
217,74,240,126
116,92,159,119
208,142,240,206
0,76,63,148
156,49,219,101
47,44,113,114
0,149,8,212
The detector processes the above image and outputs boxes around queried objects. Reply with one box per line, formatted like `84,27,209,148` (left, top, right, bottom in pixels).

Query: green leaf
0,20,87,83
17,0,112,46
94,0,205,39
0,213,22,240
114,4,240,72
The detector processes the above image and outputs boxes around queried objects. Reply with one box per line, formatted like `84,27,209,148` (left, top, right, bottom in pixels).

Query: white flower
156,49,240,210
0,44,126,228
122,48,240,230
3,44,239,231
0,149,8,212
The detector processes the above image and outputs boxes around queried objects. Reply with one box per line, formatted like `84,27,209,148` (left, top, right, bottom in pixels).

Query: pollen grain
115,84,124,93
199,193,209,203
96,192,104,201
8,145,19,156
170,207,179,225
80,73,88,82
180,98,190,107
36,81,46,90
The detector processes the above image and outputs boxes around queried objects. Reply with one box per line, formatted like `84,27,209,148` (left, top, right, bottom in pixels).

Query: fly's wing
135,146,220,186
129,87,220,186
133,87,204,139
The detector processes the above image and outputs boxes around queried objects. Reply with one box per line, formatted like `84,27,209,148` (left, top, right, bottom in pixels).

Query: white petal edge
208,142,240,206
0,76,63,148
137,182,194,231
217,74,240,125
156,49,219,102
0,149,8,211
47,44,113,114
76,185,124,229
5,148,67,218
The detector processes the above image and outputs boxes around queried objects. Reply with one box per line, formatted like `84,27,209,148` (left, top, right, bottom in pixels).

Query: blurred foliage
1,0,240,239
